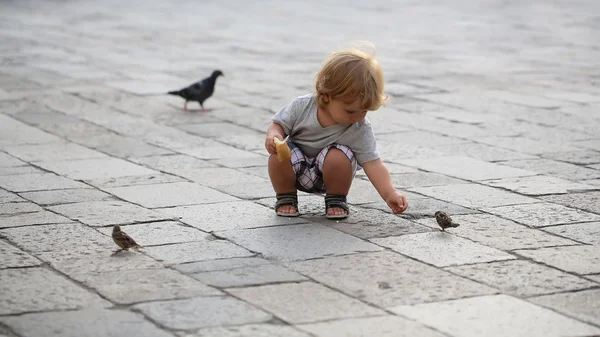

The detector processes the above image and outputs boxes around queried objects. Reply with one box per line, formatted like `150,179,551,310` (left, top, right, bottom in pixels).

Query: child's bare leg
322,148,353,216
268,155,297,214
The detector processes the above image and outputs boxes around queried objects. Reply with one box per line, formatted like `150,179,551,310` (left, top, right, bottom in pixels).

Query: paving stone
36,157,158,180
288,251,495,308
446,260,596,297
503,158,600,181
431,142,537,162
415,213,578,250
0,309,175,337
0,268,110,314
133,296,272,330
158,201,306,232
217,223,382,262
48,200,174,226
0,189,24,203
0,223,110,253
349,179,424,204
588,163,600,170
326,208,430,239
477,136,582,155
178,145,265,161
86,173,186,188
482,175,598,195
389,171,466,188
0,210,73,228
106,182,238,208
0,201,41,214
529,289,600,327
542,150,600,165
177,167,268,189
0,152,25,166
515,245,600,275
182,324,311,337
362,197,478,219
371,232,515,267
0,165,43,175
541,191,600,215
3,142,107,162
73,133,173,158
97,221,209,246
0,114,60,146
19,188,114,205
190,263,307,288
215,179,276,199
228,282,385,324
391,294,600,337
543,222,600,245
409,183,540,208
481,202,600,227
174,257,271,274
297,315,448,337
130,154,217,173
0,172,87,192
80,269,221,304
575,139,600,151
144,240,254,265
398,156,537,181
0,239,41,268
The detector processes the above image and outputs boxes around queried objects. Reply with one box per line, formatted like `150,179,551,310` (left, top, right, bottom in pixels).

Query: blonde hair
315,42,387,110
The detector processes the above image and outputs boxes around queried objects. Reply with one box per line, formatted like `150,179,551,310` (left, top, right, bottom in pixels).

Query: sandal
325,194,350,219
275,193,299,217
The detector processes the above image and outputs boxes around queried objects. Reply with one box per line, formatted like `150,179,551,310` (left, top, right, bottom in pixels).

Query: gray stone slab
210,156,268,168
0,165,44,175
106,182,238,208
415,213,578,251
446,260,596,297
217,223,382,262
191,263,307,288
482,175,598,195
129,154,217,172
543,222,600,245
389,171,466,188
542,150,600,165
482,202,600,227
0,223,110,253
19,188,114,205
0,210,73,228
348,179,423,205
0,268,110,315
431,142,536,162
529,289,600,327
587,274,600,283
86,174,185,188
515,245,600,274
391,294,600,337
0,309,174,337
80,269,221,304
397,156,537,181
48,200,174,227
228,282,386,324
477,136,581,155
3,142,107,162
158,201,306,232
298,315,448,337
73,133,173,158
0,115,61,146
178,145,266,161
288,251,495,308
177,167,269,189
36,157,158,180
175,257,271,274
362,197,478,219
541,191,600,215
97,221,210,246
133,296,272,330
182,324,311,337
371,233,515,267
409,183,540,208
0,172,87,192
0,152,25,167
503,159,600,181
215,180,277,199
143,240,254,264
0,201,41,214
0,189,24,203
0,240,41,268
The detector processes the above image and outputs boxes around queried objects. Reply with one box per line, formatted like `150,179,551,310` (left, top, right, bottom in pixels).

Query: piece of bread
273,137,291,162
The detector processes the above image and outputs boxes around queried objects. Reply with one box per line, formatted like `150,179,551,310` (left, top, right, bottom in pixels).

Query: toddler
264,44,408,219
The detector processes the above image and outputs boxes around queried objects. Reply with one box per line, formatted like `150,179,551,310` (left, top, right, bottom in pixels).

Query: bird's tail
450,223,460,228
167,90,180,96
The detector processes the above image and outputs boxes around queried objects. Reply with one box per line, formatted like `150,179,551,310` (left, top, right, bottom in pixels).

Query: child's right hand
265,133,284,155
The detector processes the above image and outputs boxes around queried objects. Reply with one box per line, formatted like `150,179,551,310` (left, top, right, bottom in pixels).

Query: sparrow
167,70,224,112
435,211,460,231
111,225,142,253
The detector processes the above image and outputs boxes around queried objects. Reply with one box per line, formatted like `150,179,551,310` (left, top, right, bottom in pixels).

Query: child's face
327,96,368,126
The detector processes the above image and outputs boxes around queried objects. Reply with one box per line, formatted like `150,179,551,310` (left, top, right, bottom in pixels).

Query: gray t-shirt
271,94,380,166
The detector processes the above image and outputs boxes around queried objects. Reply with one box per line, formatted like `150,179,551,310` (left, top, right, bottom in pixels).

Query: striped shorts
287,142,358,194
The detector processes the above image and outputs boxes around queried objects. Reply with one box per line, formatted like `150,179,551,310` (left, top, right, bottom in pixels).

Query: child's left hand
385,191,408,214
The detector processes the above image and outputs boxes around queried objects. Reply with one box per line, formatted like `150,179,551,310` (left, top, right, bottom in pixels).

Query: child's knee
324,148,353,167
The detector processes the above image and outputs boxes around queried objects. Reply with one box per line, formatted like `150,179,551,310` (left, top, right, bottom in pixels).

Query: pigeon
435,211,460,231
167,70,224,112
111,225,142,253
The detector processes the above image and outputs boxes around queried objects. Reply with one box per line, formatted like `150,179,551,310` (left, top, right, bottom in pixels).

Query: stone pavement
1,0,600,336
